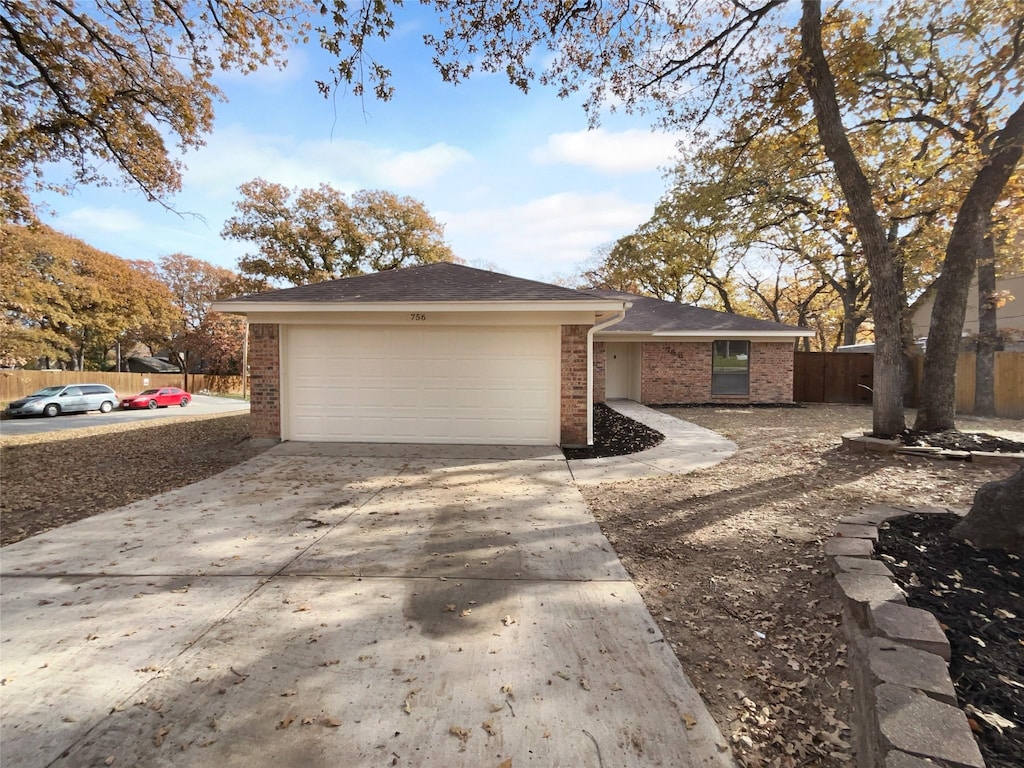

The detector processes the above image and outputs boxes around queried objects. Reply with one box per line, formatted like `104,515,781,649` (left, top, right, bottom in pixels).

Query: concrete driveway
1,442,733,767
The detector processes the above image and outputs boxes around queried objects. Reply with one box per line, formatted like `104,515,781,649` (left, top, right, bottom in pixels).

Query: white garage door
285,325,560,444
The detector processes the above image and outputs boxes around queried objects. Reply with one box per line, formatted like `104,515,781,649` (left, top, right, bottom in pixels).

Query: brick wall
749,343,795,402
593,342,606,404
639,341,794,404
248,323,281,440
560,325,590,446
640,342,712,404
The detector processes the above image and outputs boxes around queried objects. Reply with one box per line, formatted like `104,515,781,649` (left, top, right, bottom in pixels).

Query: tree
1,0,303,220
154,254,245,382
914,100,1024,429
0,223,178,368
438,0,1016,434
222,178,455,286
9,0,1019,433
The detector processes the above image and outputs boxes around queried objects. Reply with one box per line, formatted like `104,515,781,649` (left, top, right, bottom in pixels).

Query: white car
5,384,119,418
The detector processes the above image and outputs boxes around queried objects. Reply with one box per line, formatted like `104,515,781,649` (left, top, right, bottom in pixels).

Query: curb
825,505,986,768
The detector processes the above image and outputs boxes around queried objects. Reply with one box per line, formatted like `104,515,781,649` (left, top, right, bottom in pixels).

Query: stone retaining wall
842,433,1024,467
825,506,985,768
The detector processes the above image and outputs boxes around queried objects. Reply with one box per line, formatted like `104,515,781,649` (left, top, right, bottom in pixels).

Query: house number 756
409,313,427,321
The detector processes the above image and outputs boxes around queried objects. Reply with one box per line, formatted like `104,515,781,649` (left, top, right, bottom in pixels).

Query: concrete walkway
0,426,736,767
567,401,738,485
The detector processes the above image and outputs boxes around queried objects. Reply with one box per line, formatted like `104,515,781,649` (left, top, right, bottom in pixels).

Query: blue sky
37,11,688,283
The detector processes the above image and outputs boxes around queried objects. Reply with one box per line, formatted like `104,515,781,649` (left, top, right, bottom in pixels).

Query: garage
213,262,630,446
284,324,560,444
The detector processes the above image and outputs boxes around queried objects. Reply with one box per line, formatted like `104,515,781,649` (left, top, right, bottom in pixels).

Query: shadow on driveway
0,444,734,768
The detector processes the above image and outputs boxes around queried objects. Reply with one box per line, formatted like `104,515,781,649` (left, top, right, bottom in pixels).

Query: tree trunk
974,237,998,416
952,468,1024,556
800,1,905,436
915,100,1024,431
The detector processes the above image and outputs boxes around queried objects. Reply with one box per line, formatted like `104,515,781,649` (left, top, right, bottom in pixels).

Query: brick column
593,341,606,404
248,323,281,440
560,325,590,446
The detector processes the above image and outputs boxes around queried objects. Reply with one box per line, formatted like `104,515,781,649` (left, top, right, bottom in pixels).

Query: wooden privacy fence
910,352,1024,420
0,370,247,404
794,351,1024,419
793,352,874,405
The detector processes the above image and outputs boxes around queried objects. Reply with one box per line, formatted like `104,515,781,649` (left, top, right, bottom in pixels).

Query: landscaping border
842,433,1024,467
825,505,986,768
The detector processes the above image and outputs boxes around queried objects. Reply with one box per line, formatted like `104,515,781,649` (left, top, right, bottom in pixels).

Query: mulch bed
561,403,664,459
900,430,1024,454
878,514,1023,768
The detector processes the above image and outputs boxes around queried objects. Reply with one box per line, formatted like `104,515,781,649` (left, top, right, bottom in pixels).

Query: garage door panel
285,325,559,444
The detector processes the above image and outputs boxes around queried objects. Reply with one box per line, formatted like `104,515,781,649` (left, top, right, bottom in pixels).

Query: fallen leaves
153,725,171,746
1,415,266,547
448,725,470,751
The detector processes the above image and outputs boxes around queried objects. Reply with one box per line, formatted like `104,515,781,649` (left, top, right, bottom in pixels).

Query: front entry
605,342,639,400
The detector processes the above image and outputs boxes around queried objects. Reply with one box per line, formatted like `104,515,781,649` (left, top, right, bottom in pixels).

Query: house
125,355,181,374
589,290,811,405
911,271,1023,348
213,263,810,446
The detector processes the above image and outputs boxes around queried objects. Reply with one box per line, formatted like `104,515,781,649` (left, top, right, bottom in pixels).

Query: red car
121,387,192,410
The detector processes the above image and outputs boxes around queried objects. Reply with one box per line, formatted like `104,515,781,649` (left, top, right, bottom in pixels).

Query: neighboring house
214,263,810,447
125,355,181,374
911,272,1024,344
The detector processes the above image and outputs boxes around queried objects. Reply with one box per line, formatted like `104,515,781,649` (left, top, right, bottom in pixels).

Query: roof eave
211,299,630,315
596,329,813,338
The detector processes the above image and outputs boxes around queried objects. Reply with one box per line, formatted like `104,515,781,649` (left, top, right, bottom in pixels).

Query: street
0,394,249,437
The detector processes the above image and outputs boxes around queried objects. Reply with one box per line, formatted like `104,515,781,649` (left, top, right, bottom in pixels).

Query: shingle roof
590,290,808,334
221,262,614,304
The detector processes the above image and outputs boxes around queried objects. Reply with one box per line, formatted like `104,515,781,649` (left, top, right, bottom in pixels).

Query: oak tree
222,178,455,286
153,253,246,382
0,223,178,368
1,0,305,219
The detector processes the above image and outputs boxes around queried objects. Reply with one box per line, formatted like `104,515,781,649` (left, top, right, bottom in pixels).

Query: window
712,340,750,395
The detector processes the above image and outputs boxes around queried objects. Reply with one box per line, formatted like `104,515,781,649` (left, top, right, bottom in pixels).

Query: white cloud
375,145,476,187
61,206,145,234
182,125,473,197
442,191,651,276
213,47,310,88
531,128,682,174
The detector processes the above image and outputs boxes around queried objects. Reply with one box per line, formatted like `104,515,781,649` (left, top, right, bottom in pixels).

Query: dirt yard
583,404,1022,767
0,413,270,546
2,405,1020,766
